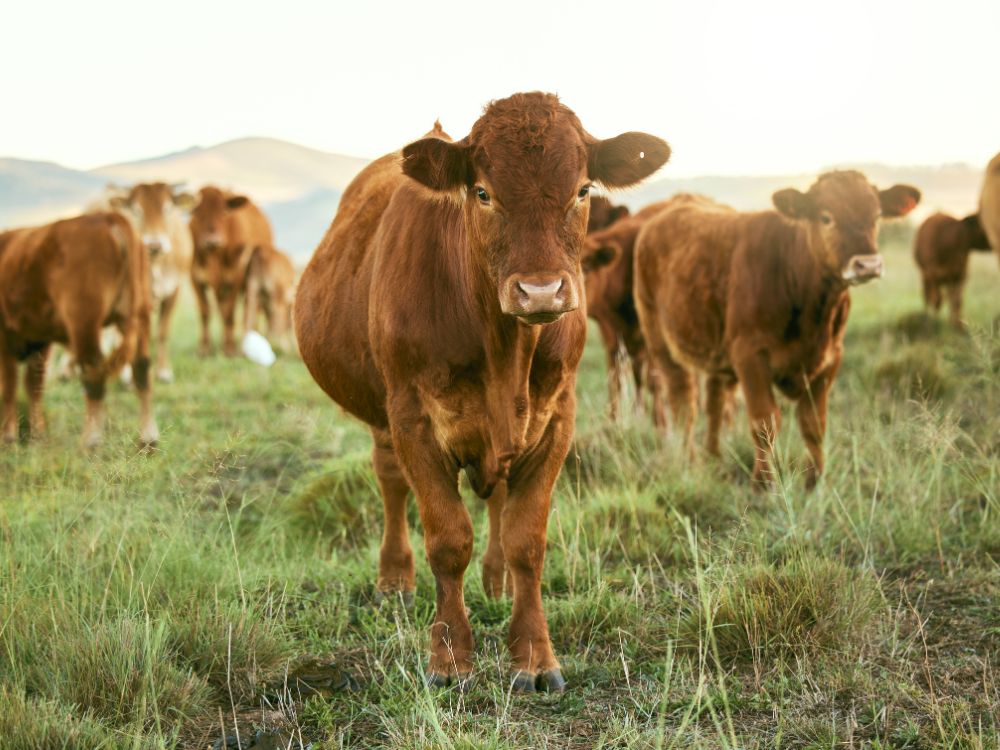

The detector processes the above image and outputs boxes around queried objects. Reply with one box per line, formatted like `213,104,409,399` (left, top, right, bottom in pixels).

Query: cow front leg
733,349,781,487
705,373,736,457
131,308,159,449
482,483,512,599
194,282,213,356
1,348,17,443
24,345,50,439
796,357,840,490
946,282,965,330
371,430,415,607
75,332,107,449
391,423,474,687
216,286,240,357
155,290,179,382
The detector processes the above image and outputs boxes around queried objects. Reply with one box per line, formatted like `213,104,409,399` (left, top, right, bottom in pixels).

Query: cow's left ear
609,205,631,223
773,188,813,219
226,195,249,210
878,185,921,217
588,132,671,188
402,137,470,192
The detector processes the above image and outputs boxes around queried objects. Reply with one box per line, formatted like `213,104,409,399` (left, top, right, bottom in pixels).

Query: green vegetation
2,241,998,748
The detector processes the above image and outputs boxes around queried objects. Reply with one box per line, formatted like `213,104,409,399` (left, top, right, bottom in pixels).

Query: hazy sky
3,0,998,176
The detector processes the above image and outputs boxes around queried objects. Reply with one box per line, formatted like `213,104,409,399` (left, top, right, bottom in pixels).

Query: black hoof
512,668,566,693
424,671,474,692
511,670,536,693
373,589,414,609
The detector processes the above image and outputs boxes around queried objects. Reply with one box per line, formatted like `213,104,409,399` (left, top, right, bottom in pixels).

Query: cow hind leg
733,349,781,488
1,348,17,443
946,282,965,329
372,431,416,607
796,361,838,490
24,345,51,439
705,374,737,457
660,352,697,457
482,483,512,599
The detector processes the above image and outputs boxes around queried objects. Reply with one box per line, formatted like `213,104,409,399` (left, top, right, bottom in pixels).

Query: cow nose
844,253,884,284
501,272,578,322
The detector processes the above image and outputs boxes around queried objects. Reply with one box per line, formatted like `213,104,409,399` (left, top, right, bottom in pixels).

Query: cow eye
475,186,491,205
819,212,834,226
578,184,591,200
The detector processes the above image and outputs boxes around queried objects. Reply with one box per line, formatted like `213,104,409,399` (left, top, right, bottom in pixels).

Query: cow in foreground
188,187,273,356
979,152,1000,270
914,212,991,327
108,182,195,381
295,93,669,691
635,171,919,488
0,213,158,447
244,244,297,353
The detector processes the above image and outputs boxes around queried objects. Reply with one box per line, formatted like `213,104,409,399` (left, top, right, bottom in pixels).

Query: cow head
587,195,631,234
189,186,256,295
773,171,920,285
110,182,194,257
401,92,670,324
960,213,992,251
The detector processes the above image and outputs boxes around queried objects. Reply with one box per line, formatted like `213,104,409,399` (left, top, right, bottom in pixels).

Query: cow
587,194,630,233
188,186,274,356
0,212,158,448
244,244,297,353
635,171,919,489
294,93,669,692
913,212,991,326
107,182,195,381
582,195,716,423
979,152,1000,269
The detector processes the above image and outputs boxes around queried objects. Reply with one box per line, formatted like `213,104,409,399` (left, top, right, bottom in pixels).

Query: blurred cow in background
979,152,1000,271
0,213,158,447
108,182,195,381
587,194,630,233
244,244,297,353
188,186,273,356
914,212,992,327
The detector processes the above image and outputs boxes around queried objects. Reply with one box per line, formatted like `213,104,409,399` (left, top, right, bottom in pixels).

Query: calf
914,212,991,326
244,244,297,353
635,171,919,488
109,182,195,381
0,212,158,447
188,187,273,356
295,93,669,691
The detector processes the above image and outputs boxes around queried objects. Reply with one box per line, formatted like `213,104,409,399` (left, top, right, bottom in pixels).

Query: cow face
189,187,254,295
110,182,194,257
773,171,920,285
402,92,670,324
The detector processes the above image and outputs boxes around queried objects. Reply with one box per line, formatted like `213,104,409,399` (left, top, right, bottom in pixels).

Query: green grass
2,240,999,748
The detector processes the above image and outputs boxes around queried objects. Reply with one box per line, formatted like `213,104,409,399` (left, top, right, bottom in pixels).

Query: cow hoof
373,589,414,609
156,368,174,384
424,671,474,692
512,669,566,694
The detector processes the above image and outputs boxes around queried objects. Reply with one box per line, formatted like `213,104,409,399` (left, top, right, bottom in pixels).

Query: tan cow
979,152,1000,268
188,187,273,356
108,182,195,381
295,94,669,691
244,244,297,353
0,213,158,447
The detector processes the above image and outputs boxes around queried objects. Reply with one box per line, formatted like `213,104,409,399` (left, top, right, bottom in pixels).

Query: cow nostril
516,279,563,297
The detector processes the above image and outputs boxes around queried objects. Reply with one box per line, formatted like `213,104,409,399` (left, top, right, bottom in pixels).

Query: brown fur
295,92,669,689
635,171,919,489
978,152,1000,269
244,244,297,353
587,195,630,233
188,186,273,356
0,212,158,447
914,212,991,326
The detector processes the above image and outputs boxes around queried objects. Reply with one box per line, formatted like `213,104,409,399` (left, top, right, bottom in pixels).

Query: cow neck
783,221,848,333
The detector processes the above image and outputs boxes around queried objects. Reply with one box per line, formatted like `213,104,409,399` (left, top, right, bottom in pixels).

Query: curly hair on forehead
470,92,586,153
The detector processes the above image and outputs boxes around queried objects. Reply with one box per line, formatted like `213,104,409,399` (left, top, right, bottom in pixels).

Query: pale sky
3,0,998,177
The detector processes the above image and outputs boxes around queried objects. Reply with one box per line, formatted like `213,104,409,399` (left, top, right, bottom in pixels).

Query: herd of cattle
2,92,999,692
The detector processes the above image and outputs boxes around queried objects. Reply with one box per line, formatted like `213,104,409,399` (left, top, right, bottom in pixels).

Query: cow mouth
514,310,567,325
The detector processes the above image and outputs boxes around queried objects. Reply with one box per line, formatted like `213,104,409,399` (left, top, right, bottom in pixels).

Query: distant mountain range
0,137,990,261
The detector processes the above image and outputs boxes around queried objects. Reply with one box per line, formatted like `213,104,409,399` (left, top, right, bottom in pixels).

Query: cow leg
705,374,736,457
946,282,965,329
660,354,696,456
502,421,569,693
194,282,213,356
217,287,240,357
24,345,50,439
595,319,622,421
645,357,668,429
131,309,159,448
482,483,512,599
796,357,840,490
923,278,942,314
733,350,780,487
372,430,415,606
155,290,179,382
391,423,474,686
75,329,107,448
1,347,17,443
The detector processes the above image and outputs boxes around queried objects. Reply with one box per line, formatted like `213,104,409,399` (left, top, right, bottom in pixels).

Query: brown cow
587,194,630,233
188,186,273,356
244,244,297,353
913,212,991,326
979,152,1000,268
295,93,669,691
0,212,158,447
108,182,195,381
635,171,919,489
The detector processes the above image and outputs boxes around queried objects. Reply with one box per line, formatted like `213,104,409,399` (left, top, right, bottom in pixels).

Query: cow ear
879,184,920,218
610,205,631,223
226,195,249,210
108,195,130,211
172,192,196,211
582,244,619,273
773,188,813,219
960,213,981,229
402,137,470,191
588,132,670,188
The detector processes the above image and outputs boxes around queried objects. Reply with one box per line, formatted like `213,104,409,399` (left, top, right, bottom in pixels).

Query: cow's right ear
226,196,249,210
773,188,813,219
173,192,197,211
582,244,619,273
402,137,470,192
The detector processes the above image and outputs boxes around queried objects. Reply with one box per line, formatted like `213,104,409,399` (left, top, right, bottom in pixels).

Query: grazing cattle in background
913,212,991,326
587,194,630,233
0,213,158,447
582,195,715,423
108,182,195,381
295,93,669,691
188,186,273,356
979,152,1000,269
635,171,919,488
244,244,297,353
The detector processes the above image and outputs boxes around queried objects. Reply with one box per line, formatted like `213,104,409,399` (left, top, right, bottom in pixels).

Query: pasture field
2,235,999,749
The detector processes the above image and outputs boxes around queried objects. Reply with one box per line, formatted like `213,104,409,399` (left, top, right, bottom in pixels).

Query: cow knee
132,355,152,390
426,528,473,577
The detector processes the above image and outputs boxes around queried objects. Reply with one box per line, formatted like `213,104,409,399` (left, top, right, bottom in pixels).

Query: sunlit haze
4,0,998,176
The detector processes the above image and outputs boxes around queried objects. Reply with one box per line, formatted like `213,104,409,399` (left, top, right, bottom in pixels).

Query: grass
1,237,999,748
